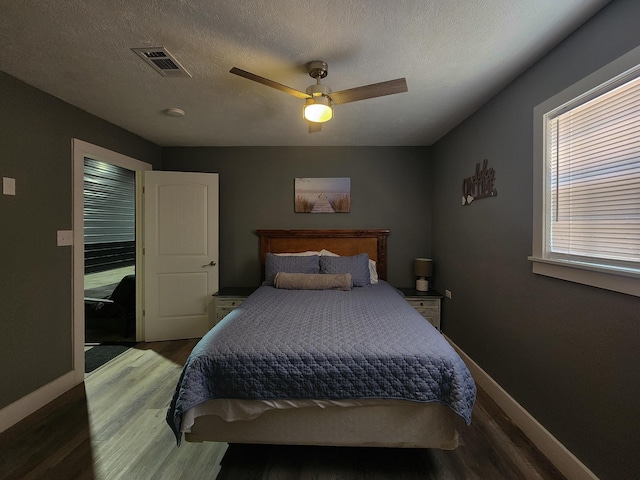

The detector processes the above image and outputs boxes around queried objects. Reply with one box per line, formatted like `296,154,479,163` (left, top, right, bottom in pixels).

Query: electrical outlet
57,230,73,246
3,177,16,195
445,289,452,299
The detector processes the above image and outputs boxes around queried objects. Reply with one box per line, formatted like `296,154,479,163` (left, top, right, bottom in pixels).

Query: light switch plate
57,230,73,246
3,177,16,195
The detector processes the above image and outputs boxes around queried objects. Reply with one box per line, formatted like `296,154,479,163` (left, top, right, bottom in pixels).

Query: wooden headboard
256,229,390,281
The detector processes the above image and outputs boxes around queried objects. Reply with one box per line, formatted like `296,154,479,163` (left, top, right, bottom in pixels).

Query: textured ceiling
0,0,610,147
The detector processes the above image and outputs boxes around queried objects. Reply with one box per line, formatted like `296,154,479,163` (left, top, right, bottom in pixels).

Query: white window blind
546,74,640,271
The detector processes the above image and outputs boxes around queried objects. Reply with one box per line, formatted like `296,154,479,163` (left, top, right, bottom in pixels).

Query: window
531,46,640,297
548,75,640,266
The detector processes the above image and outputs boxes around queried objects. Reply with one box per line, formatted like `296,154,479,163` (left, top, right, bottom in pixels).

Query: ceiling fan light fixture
230,61,407,132
304,96,333,123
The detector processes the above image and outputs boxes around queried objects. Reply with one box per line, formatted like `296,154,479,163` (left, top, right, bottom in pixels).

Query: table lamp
413,258,433,292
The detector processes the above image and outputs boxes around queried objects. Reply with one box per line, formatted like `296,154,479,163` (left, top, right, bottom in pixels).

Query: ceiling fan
230,60,408,133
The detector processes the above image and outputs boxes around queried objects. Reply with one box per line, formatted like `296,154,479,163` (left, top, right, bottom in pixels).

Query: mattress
185,400,461,449
167,281,476,443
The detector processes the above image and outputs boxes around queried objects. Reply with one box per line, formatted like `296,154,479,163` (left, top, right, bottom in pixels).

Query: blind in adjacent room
84,158,135,245
547,72,640,269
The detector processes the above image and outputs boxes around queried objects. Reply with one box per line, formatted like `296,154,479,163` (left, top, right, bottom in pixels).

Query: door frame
72,139,151,383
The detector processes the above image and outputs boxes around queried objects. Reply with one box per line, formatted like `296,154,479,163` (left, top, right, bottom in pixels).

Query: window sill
528,256,640,297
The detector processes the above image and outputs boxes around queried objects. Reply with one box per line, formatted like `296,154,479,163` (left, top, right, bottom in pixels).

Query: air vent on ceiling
131,47,191,78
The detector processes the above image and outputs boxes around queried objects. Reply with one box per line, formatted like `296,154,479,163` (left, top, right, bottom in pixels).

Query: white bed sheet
183,398,460,449
181,398,423,432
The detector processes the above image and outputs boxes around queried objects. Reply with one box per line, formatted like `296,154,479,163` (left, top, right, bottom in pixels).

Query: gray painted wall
0,71,161,410
1,1,638,478
431,1,640,479
162,146,432,288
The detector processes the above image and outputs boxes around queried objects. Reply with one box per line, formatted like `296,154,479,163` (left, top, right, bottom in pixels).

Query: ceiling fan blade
308,121,322,133
330,78,408,105
230,67,311,100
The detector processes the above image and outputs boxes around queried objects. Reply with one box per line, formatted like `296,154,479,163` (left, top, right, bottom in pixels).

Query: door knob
202,260,217,267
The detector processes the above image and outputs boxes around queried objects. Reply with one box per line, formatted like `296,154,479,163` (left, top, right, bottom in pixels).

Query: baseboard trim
0,341,600,480
446,336,599,480
0,371,78,434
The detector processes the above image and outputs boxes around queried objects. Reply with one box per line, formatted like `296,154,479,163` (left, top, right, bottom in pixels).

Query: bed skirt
184,401,460,449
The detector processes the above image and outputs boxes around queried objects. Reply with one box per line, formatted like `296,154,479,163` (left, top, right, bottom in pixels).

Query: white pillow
319,249,339,257
368,259,379,284
274,251,320,256
319,249,378,284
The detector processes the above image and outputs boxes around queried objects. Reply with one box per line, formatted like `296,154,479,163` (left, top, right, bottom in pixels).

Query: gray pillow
319,253,371,287
264,253,320,285
274,272,352,291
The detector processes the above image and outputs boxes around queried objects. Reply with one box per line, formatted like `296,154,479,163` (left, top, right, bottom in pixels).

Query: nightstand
397,288,443,331
213,287,258,324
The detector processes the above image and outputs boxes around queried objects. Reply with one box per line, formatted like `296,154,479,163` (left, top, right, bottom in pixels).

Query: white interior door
143,171,219,341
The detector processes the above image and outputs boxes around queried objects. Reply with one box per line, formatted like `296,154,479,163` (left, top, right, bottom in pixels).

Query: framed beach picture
294,177,351,213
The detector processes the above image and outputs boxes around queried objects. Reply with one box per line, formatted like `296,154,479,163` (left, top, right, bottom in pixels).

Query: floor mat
85,343,135,373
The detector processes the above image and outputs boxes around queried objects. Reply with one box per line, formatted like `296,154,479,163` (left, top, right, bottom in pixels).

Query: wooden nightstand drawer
213,287,258,325
215,298,246,309
215,307,234,322
397,288,443,332
406,298,439,309
411,306,439,317
214,298,246,322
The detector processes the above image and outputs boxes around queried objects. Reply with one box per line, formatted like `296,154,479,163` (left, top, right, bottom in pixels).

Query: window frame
531,45,640,297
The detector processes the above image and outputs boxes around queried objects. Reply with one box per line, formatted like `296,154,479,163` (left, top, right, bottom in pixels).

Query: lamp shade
413,258,433,277
304,96,333,123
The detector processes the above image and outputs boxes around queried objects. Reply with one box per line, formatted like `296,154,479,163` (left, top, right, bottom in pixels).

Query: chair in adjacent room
85,274,136,339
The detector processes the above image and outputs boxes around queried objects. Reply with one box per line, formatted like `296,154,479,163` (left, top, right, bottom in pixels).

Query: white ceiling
0,0,610,147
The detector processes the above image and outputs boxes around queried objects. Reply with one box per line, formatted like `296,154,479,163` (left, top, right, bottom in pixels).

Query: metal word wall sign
462,159,498,206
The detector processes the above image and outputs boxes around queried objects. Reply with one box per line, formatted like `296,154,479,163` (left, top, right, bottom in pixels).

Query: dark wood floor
0,339,565,480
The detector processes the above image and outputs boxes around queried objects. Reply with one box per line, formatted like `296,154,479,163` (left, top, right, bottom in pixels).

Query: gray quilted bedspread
167,281,476,443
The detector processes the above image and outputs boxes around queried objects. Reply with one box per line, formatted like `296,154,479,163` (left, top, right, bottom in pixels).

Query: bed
167,229,476,449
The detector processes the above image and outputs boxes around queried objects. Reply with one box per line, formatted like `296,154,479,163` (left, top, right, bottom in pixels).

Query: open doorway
72,139,152,382
83,158,136,346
